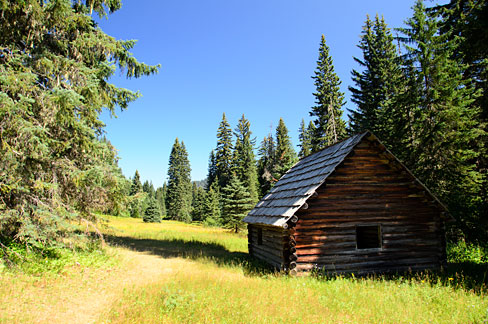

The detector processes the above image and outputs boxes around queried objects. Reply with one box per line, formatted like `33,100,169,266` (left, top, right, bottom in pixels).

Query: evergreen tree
0,0,158,247
310,35,347,150
130,170,143,196
191,184,206,222
142,180,155,198
215,113,234,189
166,138,192,222
233,114,259,203
129,170,144,218
398,0,483,241
348,15,404,145
298,119,315,158
274,118,297,180
143,197,161,223
155,187,167,219
257,133,276,197
432,0,488,242
221,175,254,233
202,180,222,226
206,150,218,191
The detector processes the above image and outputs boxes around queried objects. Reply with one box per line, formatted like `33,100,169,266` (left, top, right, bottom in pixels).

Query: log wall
293,139,446,274
248,224,289,270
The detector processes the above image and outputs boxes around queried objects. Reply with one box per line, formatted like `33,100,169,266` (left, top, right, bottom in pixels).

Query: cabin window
356,225,381,249
257,228,263,245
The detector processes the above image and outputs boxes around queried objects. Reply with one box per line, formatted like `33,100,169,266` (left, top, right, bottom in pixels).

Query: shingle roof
243,132,367,227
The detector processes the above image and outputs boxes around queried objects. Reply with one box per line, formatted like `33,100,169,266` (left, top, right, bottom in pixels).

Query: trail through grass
1,216,487,323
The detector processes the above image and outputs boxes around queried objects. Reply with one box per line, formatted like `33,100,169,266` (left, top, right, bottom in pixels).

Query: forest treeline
0,0,487,257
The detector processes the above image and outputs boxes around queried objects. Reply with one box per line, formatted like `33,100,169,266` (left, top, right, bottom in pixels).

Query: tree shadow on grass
104,234,275,277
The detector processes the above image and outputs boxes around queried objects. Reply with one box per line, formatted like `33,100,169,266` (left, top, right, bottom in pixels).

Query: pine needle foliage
257,133,276,197
233,114,259,204
221,176,254,233
274,118,297,180
215,113,234,190
143,197,161,223
397,0,484,241
0,0,159,249
166,139,192,223
310,35,347,151
348,14,404,144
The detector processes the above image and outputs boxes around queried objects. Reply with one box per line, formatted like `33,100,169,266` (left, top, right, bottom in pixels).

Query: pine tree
155,186,167,219
298,119,314,158
202,180,221,226
257,133,276,197
348,15,404,145
206,150,218,191
274,118,297,180
310,35,347,150
0,0,159,247
215,113,234,189
142,180,155,198
432,0,488,242
233,114,259,203
166,138,192,222
398,0,483,240
130,170,143,196
143,197,161,223
221,175,254,233
191,184,206,222
129,170,144,218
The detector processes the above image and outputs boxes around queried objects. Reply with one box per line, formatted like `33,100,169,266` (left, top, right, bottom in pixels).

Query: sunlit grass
103,259,487,324
1,216,487,323
100,215,247,253
101,216,488,324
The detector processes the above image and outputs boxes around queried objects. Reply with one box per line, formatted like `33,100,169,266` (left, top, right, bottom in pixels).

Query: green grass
1,216,487,323
100,216,488,324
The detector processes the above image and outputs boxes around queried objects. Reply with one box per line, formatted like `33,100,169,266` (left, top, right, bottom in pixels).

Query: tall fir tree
142,180,155,198
155,186,167,219
348,15,404,145
274,118,297,180
233,114,259,204
202,180,221,226
129,170,144,218
221,175,254,233
298,119,315,158
0,0,158,247
191,183,206,221
206,150,218,191
130,170,143,196
215,113,234,189
166,138,192,222
398,0,483,241
310,35,347,151
432,0,488,242
257,133,277,197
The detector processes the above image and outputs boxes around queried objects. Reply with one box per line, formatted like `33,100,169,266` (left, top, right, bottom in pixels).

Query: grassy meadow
1,216,488,323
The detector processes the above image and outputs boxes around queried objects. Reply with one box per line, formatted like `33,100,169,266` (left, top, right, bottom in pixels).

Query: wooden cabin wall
248,224,288,270
293,139,446,274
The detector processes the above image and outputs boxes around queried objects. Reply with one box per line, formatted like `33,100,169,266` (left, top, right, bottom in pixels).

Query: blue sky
98,0,420,188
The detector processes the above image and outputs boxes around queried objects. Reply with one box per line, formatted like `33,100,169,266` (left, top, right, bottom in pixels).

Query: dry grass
1,216,487,323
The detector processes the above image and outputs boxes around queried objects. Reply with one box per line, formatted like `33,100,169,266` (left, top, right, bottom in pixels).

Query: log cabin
243,131,449,275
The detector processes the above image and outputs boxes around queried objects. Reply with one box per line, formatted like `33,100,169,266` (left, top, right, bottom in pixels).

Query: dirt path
1,247,188,324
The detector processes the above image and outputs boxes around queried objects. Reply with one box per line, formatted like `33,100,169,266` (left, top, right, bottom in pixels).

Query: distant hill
193,179,207,189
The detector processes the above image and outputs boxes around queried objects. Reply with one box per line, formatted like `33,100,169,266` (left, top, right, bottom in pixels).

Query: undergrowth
0,235,116,275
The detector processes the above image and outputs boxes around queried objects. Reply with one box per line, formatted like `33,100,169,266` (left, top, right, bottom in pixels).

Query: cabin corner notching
244,131,449,275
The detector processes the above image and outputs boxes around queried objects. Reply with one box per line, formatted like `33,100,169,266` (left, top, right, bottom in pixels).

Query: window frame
257,227,263,245
355,224,382,250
